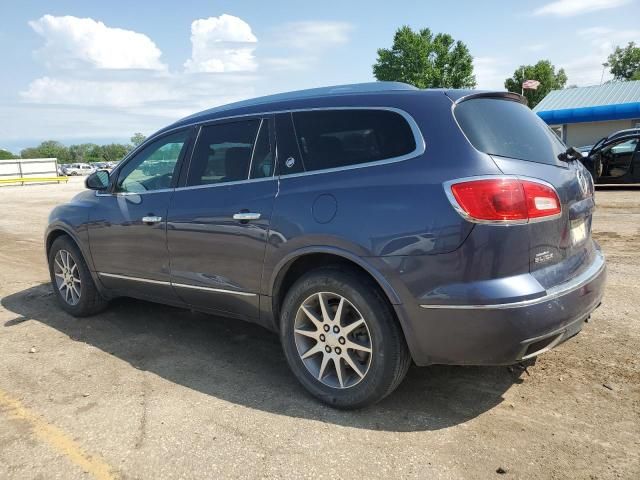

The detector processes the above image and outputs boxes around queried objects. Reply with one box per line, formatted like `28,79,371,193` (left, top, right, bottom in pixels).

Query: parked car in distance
579,128,640,184
45,82,606,408
63,163,96,176
577,145,593,157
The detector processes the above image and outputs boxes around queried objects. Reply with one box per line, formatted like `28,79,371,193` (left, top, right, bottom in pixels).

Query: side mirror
85,170,110,191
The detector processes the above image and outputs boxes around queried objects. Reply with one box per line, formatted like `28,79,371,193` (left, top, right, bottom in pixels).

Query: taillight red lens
449,178,560,223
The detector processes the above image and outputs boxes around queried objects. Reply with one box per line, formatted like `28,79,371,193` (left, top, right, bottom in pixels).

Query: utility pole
600,62,608,85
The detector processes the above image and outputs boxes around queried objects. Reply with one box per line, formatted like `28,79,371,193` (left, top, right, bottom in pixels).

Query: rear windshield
455,97,566,165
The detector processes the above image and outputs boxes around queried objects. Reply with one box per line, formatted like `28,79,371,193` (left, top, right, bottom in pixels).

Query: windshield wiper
557,146,583,163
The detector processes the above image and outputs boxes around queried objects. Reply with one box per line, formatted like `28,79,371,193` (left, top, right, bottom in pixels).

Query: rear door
166,116,276,320
453,96,596,288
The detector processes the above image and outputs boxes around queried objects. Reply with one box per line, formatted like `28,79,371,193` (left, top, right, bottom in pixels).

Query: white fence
0,158,63,186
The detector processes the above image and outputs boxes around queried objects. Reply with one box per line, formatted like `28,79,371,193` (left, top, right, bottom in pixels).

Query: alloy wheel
53,249,82,306
293,292,372,389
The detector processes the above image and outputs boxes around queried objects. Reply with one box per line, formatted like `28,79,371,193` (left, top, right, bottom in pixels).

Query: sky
0,0,638,152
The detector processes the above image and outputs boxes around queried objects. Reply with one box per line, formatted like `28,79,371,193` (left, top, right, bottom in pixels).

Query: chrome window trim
98,272,257,297
176,176,277,192
96,176,278,196
442,174,563,226
94,107,423,200
125,106,425,177
419,250,604,310
96,107,425,196
281,107,425,179
96,188,174,197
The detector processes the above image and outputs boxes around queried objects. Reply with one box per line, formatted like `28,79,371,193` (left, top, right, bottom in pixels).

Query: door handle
233,212,261,221
142,216,163,224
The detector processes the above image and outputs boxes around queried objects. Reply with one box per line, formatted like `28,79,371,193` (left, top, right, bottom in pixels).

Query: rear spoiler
447,91,527,106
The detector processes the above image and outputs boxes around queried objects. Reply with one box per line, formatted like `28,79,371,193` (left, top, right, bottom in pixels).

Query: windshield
455,97,566,165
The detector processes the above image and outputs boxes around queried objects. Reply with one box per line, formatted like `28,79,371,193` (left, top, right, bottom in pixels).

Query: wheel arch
45,223,101,288
269,247,402,332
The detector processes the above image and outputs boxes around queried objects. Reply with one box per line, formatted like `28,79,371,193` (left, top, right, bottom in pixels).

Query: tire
280,267,411,409
48,235,108,317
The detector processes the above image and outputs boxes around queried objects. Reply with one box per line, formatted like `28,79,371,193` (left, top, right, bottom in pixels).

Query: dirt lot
0,177,638,479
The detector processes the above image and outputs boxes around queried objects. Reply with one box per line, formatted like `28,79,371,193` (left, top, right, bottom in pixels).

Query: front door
592,136,640,183
88,129,193,302
167,117,276,320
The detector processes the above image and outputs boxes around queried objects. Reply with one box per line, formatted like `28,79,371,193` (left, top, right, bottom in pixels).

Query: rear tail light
445,177,561,223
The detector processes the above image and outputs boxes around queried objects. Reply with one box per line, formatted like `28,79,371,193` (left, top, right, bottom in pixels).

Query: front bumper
395,249,606,366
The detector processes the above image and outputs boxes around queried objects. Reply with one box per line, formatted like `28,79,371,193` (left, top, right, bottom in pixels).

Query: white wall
553,119,640,147
0,158,59,185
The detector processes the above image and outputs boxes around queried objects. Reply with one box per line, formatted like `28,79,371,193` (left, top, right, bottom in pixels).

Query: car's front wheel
280,267,410,409
48,235,108,316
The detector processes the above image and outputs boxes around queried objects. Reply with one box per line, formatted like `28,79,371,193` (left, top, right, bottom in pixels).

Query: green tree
20,141,71,163
0,149,16,159
607,42,640,81
373,26,476,88
131,132,146,147
504,60,567,109
69,143,98,163
99,143,131,163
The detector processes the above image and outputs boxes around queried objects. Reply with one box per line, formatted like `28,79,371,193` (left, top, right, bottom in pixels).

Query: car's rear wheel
48,236,108,316
280,267,410,409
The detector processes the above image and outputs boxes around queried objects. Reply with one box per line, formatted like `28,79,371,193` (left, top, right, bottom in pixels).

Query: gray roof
533,80,640,112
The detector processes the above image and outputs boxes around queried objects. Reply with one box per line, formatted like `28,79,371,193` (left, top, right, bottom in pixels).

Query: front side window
290,109,417,173
187,119,265,186
116,130,189,193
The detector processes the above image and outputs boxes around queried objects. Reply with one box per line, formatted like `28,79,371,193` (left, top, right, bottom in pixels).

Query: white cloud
28,15,166,70
20,76,174,108
184,14,258,73
562,26,640,84
533,0,631,17
19,74,256,118
274,21,353,50
15,13,352,144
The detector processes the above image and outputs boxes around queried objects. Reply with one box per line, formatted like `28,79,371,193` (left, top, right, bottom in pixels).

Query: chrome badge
576,167,591,197
534,250,554,264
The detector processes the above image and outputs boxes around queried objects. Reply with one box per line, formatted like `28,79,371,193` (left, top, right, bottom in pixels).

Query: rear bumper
396,249,606,366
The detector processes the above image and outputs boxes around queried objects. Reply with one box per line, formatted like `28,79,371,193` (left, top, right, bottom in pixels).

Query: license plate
570,219,587,245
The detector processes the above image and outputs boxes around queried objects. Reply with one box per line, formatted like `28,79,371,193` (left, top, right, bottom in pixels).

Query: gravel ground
0,177,638,479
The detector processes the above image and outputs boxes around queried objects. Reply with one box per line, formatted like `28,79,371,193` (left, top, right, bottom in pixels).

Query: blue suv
46,82,606,408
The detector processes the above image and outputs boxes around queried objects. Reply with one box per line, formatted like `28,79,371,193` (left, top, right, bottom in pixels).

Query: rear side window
290,109,417,173
455,98,566,165
187,119,260,186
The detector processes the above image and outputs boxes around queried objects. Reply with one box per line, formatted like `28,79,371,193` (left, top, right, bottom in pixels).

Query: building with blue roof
534,80,640,147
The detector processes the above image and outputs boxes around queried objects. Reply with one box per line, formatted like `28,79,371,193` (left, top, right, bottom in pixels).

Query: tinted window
116,130,189,193
187,120,260,186
455,98,566,165
291,109,417,173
